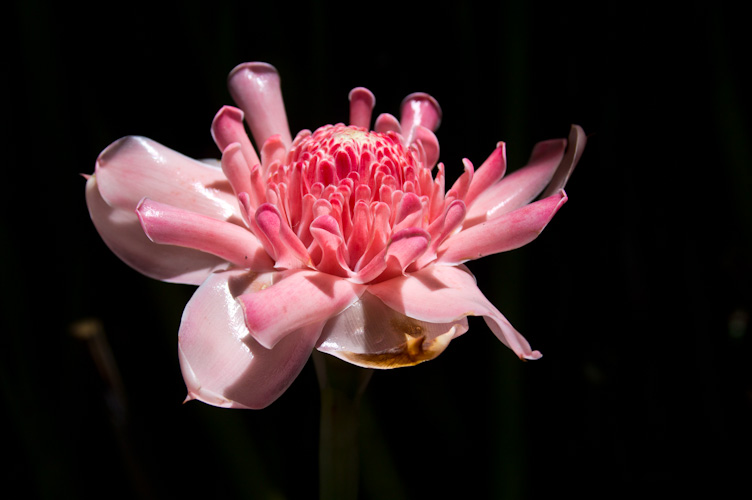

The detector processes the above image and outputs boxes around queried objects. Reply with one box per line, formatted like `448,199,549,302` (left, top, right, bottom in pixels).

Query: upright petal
227,62,292,148
94,136,240,222
179,269,322,409
348,87,376,129
400,93,442,132
211,105,262,170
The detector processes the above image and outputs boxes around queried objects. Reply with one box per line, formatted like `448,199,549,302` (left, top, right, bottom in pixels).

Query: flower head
85,62,585,408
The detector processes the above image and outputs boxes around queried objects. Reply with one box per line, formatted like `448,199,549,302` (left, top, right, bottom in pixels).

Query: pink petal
260,134,287,170
317,291,468,369
237,269,366,350
446,158,474,201
348,87,376,129
136,198,274,272
352,227,429,284
368,265,541,360
412,125,440,169
227,62,292,149
438,191,568,265
400,92,442,146
86,175,229,285
309,215,351,277
94,136,241,222
464,142,507,208
211,106,261,170
379,228,430,280
179,269,322,409
374,113,402,134
254,203,311,270
220,142,255,202
415,199,467,269
464,137,567,226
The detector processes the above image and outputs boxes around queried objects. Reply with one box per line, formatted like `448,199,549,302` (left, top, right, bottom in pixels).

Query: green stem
313,351,373,500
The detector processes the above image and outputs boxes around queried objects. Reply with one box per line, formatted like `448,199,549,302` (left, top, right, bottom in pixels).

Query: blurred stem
313,351,372,500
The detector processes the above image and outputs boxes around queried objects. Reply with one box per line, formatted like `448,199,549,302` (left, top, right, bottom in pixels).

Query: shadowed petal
237,269,366,350
368,265,541,360
179,269,323,409
438,191,567,265
317,292,468,368
86,175,228,285
542,124,587,198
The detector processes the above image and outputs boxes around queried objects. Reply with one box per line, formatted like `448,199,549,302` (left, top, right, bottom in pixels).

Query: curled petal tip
522,351,543,361
227,61,291,148
348,87,375,105
213,104,244,122
348,87,376,129
228,61,279,81
400,92,442,133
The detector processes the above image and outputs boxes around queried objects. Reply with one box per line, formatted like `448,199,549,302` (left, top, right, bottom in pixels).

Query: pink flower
85,62,585,409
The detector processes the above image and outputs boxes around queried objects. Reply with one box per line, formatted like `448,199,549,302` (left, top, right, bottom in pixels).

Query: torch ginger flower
85,62,585,409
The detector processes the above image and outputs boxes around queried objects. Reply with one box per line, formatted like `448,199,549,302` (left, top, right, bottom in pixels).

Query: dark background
5,1,750,498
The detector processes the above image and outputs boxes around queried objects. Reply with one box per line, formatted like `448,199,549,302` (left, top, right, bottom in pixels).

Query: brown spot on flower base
340,329,456,369
390,317,424,338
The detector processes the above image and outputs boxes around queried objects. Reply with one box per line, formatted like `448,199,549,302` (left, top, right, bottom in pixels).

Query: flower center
288,124,419,189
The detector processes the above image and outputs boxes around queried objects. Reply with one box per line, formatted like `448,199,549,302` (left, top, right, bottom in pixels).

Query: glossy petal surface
179,269,323,409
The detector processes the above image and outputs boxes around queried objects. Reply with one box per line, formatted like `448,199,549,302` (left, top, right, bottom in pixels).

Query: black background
5,1,751,498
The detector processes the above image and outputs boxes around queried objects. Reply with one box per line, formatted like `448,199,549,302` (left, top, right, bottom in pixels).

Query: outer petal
179,269,323,409
136,199,274,272
464,137,566,226
237,269,367,350
437,191,567,265
94,136,240,222
317,291,468,369
86,175,229,285
368,265,541,360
